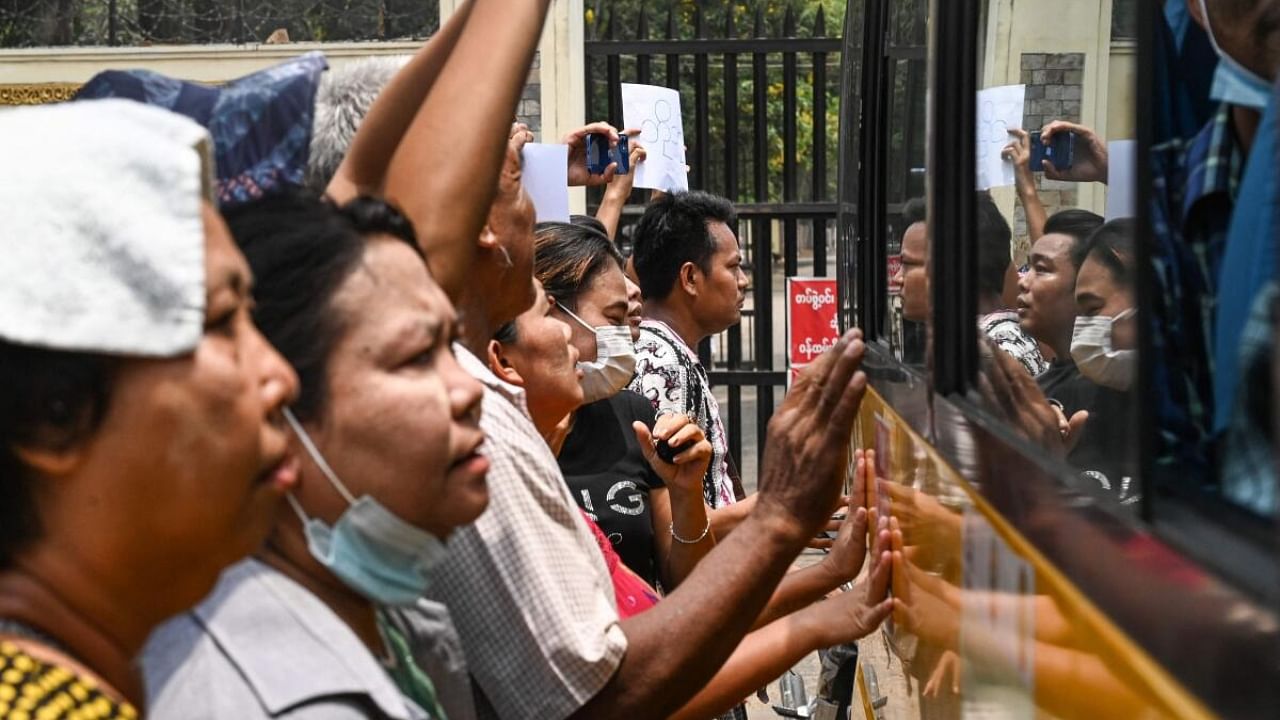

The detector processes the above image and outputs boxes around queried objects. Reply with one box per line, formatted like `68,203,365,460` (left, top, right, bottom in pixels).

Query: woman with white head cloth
0,99,300,717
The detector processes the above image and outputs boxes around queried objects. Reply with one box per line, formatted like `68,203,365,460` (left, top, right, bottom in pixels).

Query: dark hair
901,198,926,228
534,222,624,311
975,192,1013,298
631,191,737,300
0,347,115,566
223,189,422,423
568,214,609,237
1042,208,1105,271
1082,219,1136,290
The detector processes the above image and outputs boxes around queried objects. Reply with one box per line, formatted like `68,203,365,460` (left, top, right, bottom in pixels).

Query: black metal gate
584,3,845,474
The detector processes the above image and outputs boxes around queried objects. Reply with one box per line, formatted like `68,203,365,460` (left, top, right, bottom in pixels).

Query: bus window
1148,0,1279,520
971,0,1140,508
884,0,928,367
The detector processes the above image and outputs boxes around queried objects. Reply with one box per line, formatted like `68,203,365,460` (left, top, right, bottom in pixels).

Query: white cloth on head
0,98,215,357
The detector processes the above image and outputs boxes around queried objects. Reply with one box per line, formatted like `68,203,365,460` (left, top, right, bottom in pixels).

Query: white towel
0,98,215,357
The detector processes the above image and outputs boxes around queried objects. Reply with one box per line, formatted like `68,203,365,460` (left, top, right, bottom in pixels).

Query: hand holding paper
975,84,1025,190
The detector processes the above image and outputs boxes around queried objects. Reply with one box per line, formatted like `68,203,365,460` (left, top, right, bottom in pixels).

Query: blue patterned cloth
1148,103,1241,478
76,52,328,207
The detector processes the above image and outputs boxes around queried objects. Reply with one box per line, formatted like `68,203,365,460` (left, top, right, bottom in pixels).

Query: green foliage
586,1,846,204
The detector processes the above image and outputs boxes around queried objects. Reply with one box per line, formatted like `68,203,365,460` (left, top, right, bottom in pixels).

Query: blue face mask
283,408,448,606
1201,0,1273,110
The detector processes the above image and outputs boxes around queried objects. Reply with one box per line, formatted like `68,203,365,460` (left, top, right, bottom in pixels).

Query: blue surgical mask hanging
283,408,448,606
1200,0,1273,110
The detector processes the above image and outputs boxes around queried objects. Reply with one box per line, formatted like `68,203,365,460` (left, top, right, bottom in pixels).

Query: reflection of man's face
898,222,928,323
1194,0,1278,83
1017,233,1078,351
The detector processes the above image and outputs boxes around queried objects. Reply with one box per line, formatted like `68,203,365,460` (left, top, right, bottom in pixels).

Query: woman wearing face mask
1068,219,1140,504
142,191,487,720
493,222,713,591
0,101,299,717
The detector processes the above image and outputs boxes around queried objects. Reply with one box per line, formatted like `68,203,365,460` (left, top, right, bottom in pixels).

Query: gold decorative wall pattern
0,83,82,106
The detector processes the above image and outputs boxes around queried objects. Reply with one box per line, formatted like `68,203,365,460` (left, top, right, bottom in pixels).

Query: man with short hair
628,191,751,530
975,192,1048,376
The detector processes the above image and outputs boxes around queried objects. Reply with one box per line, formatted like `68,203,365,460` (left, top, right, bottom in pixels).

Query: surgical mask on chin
283,408,447,606
1200,0,1273,110
558,302,638,404
1070,308,1136,391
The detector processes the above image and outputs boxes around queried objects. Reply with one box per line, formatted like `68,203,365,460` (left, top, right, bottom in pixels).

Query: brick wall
517,51,542,138
1013,51,1085,262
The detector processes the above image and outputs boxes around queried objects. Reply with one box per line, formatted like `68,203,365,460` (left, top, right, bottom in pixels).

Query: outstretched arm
326,0,474,203
384,0,552,302
569,330,870,719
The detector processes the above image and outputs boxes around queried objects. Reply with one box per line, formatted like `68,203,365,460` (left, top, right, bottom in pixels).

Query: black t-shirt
558,391,666,588
1038,359,1138,501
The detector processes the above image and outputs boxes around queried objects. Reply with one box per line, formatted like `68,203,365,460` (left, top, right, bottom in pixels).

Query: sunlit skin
896,221,928,323
624,274,644,342
1017,233,1080,360
1074,253,1136,351
487,280,583,437
0,203,300,706
262,235,488,655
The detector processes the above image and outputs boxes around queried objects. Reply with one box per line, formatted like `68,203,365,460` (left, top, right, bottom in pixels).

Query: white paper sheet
621,83,689,192
520,143,570,222
1105,140,1137,220
975,84,1026,190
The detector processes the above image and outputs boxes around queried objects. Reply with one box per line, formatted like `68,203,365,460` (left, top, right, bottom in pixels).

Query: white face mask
1070,308,1136,390
1199,0,1273,110
558,302,637,404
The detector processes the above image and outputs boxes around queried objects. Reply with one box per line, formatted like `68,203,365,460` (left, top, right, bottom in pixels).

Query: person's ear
486,339,526,387
679,261,701,297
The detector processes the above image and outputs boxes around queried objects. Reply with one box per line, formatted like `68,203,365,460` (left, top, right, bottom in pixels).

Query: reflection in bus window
1150,0,1280,517
971,0,1138,506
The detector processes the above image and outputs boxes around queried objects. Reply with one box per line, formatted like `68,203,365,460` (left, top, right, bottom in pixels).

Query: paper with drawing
622,83,689,192
976,84,1025,190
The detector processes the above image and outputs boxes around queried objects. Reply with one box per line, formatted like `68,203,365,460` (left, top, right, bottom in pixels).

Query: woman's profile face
556,263,630,363
74,204,300,609
498,280,583,428
1074,252,1136,350
291,236,488,541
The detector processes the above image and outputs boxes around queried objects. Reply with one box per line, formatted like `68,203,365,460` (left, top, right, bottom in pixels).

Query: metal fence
0,0,439,47
584,3,842,471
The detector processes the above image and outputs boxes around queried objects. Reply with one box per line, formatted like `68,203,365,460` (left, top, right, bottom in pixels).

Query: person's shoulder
1,639,139,719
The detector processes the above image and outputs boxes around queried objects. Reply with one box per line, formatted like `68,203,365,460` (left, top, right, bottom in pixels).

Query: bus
834,0,1280,717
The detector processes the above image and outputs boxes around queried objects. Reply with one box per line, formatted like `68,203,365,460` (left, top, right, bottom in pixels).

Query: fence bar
813,9,829,276
666,8,680,91
637,11,651,85
606,11,621,127
694,7,710,192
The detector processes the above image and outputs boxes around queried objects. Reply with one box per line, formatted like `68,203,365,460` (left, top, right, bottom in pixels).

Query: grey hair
306,55,411,192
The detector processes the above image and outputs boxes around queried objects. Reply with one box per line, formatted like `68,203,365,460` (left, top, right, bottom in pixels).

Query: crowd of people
0,2,898,719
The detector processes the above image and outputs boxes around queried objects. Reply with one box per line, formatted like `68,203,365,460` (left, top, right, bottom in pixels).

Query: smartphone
1029,131,1075,171
586,133,630,175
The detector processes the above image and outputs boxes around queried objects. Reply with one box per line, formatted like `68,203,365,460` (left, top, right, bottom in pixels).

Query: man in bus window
975,192,1048,377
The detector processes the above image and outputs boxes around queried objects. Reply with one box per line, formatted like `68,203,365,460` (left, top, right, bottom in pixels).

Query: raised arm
325,0,474,203
1006,128,1048,242
384,0,552,301
569,330,870,719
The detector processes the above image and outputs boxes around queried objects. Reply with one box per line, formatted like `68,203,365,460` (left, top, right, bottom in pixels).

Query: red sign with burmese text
786,278,840,387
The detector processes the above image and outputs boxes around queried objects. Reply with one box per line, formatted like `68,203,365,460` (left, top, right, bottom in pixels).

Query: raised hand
756,329,868,539
564,121,621,187
1041,120,1108,183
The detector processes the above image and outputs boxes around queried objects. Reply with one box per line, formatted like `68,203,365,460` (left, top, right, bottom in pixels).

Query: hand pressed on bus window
1041,120,1108,183
883,481,962,550
924,650,961,697
889,519,960,650
756,329,868,538
820,462,870,581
